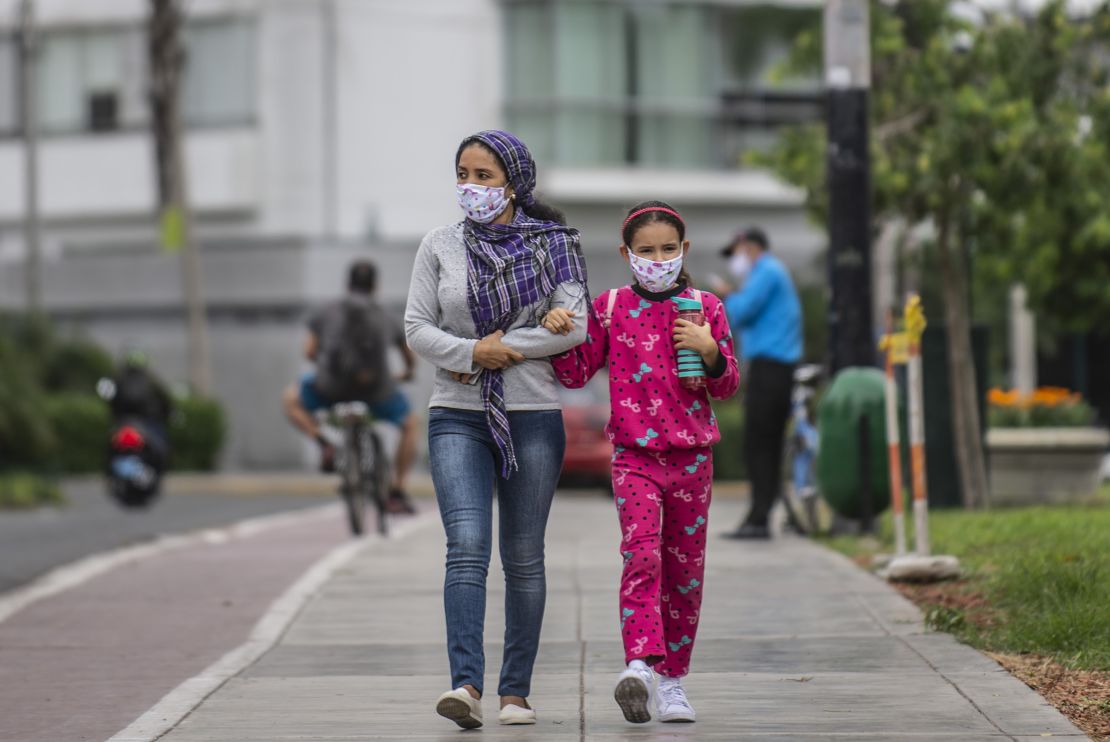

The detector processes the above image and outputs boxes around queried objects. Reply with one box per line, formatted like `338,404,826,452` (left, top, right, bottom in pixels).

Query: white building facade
0,0,824,469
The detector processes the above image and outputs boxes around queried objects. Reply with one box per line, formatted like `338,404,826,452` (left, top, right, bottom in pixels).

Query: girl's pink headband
621,206,685,234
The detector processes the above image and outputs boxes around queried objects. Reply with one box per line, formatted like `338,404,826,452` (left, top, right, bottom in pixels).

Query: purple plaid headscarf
458,130,588,477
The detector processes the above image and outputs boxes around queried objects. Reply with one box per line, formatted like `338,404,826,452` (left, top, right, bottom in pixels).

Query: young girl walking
542,201,740,724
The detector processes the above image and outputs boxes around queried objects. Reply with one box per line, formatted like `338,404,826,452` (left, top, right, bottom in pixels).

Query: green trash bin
816,367,893,520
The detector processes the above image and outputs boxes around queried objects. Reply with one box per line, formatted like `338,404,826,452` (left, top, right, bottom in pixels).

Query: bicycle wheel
343,424,367,536
363,428,390,537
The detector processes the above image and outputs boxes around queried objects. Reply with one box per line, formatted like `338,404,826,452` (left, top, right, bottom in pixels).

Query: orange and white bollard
882,295,960,582
879,312,907,557
904,294,930,556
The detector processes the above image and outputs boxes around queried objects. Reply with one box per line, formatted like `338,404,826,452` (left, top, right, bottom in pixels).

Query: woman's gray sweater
404,222,589,411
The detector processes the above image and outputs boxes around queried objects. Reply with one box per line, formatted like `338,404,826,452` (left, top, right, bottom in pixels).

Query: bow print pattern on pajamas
551,285,739,676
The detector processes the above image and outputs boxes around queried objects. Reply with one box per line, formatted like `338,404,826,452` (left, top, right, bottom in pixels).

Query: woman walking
404,130,589,729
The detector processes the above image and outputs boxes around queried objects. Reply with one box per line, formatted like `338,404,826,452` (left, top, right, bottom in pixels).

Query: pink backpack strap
602,287,622,329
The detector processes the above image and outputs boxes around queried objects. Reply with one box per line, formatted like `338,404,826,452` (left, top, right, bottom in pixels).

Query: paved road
153,496,1086,741
0,477,334,595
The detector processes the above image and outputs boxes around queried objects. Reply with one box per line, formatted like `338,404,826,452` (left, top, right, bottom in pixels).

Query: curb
808,540,1089,739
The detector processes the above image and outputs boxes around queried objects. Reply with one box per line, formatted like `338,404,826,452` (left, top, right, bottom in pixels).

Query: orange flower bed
988,387,1096,427
989,387,1084,408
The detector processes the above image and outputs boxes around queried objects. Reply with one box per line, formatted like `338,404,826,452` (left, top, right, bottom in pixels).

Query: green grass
823,485,1110,671
0,472,65,510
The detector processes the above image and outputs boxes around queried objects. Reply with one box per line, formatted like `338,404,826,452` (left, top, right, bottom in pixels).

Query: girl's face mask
627,251,684,293
457,183,511,224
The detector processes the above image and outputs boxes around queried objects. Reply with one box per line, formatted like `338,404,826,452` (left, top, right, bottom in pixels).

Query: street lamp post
824,0,874,372
18,0,42,314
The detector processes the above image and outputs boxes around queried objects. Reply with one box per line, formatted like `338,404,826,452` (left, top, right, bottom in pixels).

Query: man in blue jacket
721,227,802,539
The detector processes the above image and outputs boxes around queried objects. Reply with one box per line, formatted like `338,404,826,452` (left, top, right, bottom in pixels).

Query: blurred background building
0,0,824,468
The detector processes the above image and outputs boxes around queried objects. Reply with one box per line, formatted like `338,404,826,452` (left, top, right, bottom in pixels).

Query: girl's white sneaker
435,688,483,729
656,676,696,723
614,660,655,724
498,703,537,725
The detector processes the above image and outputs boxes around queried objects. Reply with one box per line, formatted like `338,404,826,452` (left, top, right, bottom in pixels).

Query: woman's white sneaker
498,703,537,725
656,676,696,723
613,660,655,724
435,688,483,729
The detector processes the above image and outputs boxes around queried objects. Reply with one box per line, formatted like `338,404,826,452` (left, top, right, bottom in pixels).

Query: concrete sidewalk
152,496,1086,741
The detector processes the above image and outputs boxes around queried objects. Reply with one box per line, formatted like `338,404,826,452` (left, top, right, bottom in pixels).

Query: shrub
42,340,115,395
169,396,227,471
43,394,112,473
0,338,56,469
712,400,747,481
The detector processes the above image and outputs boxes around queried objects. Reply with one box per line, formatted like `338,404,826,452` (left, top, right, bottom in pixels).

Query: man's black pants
742,358,796,527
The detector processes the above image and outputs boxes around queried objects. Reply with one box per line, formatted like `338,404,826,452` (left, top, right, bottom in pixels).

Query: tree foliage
756,0,1110,332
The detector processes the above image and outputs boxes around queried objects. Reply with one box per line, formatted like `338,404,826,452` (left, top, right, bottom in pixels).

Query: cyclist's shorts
298,372,411,427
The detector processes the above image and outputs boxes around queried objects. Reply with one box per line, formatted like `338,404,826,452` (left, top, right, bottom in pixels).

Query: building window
0,35,18,136
11,17,254,137
36,27,147,134
182,18,256,127
503,0,821,169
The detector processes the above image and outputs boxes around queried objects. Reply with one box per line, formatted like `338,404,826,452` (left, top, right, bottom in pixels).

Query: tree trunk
935,216,990,509
149,0,210,395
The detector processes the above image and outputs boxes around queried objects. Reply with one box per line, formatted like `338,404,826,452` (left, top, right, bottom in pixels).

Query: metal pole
1008,284,1036,394
824,0,874,372
322,0,338,240
18,0,42,314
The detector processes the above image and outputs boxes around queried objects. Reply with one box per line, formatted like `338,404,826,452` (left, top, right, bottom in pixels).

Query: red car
559,374,613,487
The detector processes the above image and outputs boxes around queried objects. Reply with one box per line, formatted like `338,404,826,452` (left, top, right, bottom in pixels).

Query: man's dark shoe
387,488,417,515
722,522,771,540
319,442,337,474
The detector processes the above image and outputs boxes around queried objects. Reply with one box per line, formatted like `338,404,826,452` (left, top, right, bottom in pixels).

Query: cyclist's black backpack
317,300,381,401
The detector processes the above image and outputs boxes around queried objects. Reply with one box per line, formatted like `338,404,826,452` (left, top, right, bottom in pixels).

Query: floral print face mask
627,251,684,293
457,183,511,224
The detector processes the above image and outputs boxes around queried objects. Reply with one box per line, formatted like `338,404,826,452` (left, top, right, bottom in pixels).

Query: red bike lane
0,505,355,742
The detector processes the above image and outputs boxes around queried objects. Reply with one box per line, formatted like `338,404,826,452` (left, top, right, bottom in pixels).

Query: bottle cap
671,296,703,311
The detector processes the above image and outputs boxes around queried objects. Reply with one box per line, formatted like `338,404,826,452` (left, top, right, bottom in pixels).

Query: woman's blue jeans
427,407,565,698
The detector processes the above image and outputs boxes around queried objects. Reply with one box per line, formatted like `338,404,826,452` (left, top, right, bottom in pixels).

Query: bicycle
330,401,392,537
781,363,823,536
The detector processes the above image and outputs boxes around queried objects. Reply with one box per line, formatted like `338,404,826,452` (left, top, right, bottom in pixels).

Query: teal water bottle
672,296,706,390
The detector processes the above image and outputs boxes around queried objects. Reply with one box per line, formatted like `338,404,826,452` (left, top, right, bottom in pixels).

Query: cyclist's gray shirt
405,222,588,412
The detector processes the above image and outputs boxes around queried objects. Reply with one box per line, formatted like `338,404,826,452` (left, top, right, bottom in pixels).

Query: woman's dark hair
455,138,566,225
622,200,693,288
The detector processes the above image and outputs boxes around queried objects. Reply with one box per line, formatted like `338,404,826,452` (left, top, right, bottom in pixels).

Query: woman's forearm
501,282,589,358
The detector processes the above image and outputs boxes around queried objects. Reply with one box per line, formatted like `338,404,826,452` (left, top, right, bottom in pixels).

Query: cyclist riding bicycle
282,260,418,514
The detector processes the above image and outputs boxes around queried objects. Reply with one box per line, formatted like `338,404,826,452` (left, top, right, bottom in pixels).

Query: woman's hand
473,330,526,370
541,308,577,335
673,319,720,366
